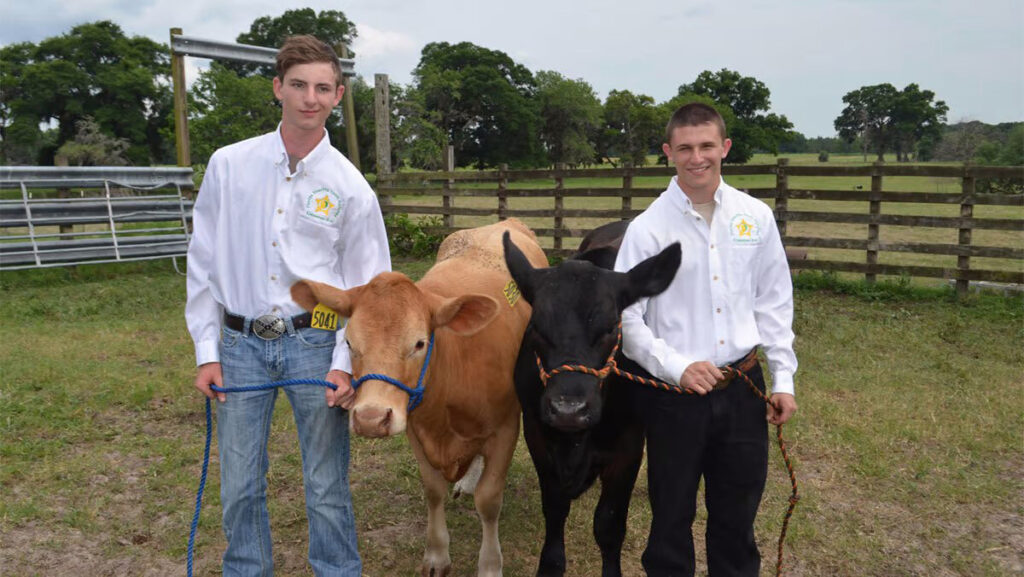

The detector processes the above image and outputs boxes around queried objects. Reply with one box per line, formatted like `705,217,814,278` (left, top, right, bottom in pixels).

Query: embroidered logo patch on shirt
729,213,761,245
305,188,343,225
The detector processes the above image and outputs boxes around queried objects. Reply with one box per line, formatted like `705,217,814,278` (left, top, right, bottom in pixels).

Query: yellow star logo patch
735,218,754,238
314,195,335,217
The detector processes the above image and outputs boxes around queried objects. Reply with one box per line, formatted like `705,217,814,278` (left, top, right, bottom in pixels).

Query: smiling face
272,61,344,138
662,122,732,201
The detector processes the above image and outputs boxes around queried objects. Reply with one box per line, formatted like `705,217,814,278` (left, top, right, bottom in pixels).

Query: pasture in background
1,258,1020,576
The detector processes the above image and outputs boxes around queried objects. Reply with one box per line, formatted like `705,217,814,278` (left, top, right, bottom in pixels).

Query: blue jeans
217,317,361,577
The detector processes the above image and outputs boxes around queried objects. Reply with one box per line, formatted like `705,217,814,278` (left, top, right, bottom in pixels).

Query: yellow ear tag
311,303,339,330
503,280,521,307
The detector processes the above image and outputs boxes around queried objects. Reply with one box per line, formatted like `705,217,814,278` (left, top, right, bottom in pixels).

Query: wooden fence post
775,158,789,238
554,163,565,251
497,164,509,221
374,74,391,179
622,167,633,220
170,28,191,167
338,44,360,171
957,166,976,297
867,160,884,284
442,145,454,228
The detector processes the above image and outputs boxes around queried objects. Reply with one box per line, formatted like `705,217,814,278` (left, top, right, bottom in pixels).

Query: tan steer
291,219,546,577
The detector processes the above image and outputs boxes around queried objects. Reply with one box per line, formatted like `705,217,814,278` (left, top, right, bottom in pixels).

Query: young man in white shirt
185,35,390,577
614,103,797,576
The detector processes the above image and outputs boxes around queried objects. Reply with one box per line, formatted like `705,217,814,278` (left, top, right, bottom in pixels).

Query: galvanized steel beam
170,34,355,76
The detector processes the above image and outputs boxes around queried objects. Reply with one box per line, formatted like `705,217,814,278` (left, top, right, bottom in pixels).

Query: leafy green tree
534,71,602,167
656,93,736,165
413,41,543,169
835,83,947,162
601,90,661,167
186,63,279,164
676,69,794,163
0,21,170,164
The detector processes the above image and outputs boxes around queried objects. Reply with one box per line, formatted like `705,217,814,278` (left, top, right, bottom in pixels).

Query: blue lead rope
351,332,435,413
187,378,336,577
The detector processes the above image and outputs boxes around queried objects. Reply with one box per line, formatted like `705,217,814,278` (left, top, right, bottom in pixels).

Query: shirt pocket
726,245,760,295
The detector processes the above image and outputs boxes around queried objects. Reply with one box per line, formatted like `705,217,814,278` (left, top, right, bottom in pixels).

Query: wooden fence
376,159,1024,295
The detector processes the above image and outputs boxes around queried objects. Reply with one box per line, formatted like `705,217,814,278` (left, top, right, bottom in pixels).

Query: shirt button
710,244,715,249
272,241,278,247
719,339,725,345
713,275,719,281
716,308,722,313
270,274,278,281
286,176,292,182
277,208,284,214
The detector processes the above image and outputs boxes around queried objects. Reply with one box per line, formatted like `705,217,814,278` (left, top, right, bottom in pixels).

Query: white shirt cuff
195,340,220,367
770,370,795,396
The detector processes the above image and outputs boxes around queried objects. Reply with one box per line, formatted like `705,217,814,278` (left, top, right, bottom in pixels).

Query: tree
0,21,170,164
413,41,543,169
676,69,794,163
655,93,736,165
601,90,661,167
834,83,947,162
186,63,279,164
54,116,129,166
534,71,602,167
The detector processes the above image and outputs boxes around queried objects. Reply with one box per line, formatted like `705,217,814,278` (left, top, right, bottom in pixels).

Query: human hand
679,361,725,395
194,362,225,403
767,393,797,425
326,369,355,410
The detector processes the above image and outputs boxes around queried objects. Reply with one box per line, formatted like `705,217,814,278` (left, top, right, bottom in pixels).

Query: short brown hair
665,103,727,144
276,35,343,87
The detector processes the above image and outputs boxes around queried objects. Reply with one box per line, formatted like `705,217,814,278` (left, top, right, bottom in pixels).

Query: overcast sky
2,0,1022,137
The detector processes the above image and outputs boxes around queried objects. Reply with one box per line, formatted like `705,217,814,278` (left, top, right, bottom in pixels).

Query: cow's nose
352,406,392,438
545,396,592,432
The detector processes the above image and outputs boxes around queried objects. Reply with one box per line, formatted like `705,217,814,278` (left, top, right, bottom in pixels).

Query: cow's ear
291,280,358,317
502,231,538,303
619,242,681,308
573,246,618,270
432,294,499,336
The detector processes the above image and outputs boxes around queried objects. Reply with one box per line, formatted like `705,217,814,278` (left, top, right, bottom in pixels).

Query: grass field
1,257,1021,576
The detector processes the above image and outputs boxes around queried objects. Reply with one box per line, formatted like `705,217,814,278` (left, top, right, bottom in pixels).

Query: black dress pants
627,359,769,577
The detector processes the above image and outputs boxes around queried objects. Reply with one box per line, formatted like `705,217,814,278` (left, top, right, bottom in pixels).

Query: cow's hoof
421,563,451,577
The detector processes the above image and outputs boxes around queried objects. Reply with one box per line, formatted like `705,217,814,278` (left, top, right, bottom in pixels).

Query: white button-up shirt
185,126,391,373
614,176,797,395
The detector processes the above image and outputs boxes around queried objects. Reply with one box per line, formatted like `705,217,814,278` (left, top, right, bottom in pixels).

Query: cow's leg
407,431,452,577
592,424,644,577
473,416,519,577
522,418,571,577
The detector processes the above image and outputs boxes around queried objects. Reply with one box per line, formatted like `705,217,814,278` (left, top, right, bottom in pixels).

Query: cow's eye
414,339,427,351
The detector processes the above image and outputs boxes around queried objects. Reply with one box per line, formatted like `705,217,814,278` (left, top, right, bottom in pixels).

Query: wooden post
497,164,509,221
442,145,454,228
373,74,391,178
170,28,191,167
775,158,789,238
622,167,633,220
867,160,883,284
338,44,360,171
957,166,976,297
554,163,565,251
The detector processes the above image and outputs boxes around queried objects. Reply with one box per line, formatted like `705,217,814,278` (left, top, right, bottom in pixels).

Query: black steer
502,230,680,577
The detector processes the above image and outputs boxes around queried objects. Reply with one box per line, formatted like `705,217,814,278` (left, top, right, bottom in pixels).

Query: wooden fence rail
376,160,1024,295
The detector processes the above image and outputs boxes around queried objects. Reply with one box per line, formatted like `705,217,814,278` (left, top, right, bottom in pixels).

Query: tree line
2,10,1020,172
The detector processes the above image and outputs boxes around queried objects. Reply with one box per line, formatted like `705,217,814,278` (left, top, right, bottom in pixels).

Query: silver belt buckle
252,314,286,340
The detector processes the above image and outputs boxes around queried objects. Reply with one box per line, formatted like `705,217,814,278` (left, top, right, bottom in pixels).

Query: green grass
1,260,1022,576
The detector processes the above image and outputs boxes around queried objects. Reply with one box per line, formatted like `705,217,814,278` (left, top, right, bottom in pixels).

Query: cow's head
292,272,499,437
503,231,680,432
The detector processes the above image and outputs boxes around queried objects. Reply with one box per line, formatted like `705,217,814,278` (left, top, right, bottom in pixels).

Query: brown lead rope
536,327,800,576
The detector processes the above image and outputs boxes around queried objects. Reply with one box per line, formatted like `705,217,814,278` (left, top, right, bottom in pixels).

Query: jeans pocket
220,326,241,349
295,327,337,349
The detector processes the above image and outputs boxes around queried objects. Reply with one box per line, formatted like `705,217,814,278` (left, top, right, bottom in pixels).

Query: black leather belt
223,312,313,340
714,348,759,390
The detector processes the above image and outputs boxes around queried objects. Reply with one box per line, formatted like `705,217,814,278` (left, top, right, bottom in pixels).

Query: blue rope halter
351,332,435,413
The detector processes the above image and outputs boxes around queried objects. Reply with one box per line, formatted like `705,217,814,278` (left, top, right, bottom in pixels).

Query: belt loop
242,316,252,338
284,315,297,336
